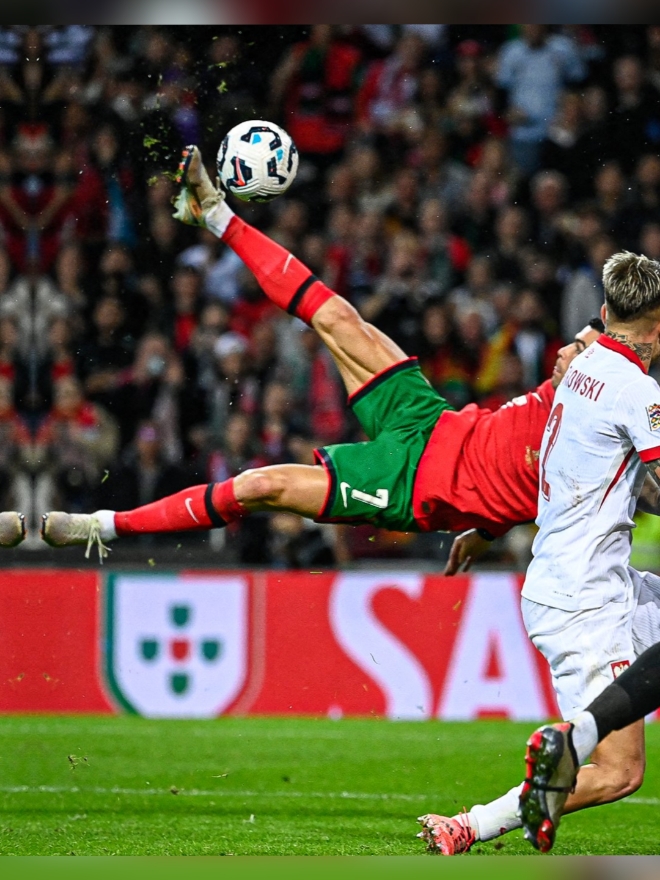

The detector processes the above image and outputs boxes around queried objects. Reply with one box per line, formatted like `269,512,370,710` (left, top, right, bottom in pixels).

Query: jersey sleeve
620,376,660,463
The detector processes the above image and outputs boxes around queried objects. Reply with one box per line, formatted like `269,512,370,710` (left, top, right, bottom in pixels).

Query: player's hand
443,529,491,576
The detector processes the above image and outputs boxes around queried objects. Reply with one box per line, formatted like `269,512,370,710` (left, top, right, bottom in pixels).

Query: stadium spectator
497,25,585,174
35,316,77,415
539,91,586,192
418,198,471,299
359,231,426,351
270,25,362,169
592,160,628,239
356,31,427,164
528,169,571,261
206,332,259,447
617,153,660,247
472,136,520,208
447,39,498,151
456,171,497,252
417,299,476,409
412,130,471,221
561,235,613,341
608,54,660,172
0,375,31,515
94,419,194,544
111,331,188,457
491,205,529,283
206,410,270,563
170,265,202,353
78,295,132,405
34,374,119,512
296,323,346,445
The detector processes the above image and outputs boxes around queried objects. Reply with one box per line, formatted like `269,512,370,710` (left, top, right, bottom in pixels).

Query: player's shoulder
590,342,656,384
606,366,660,422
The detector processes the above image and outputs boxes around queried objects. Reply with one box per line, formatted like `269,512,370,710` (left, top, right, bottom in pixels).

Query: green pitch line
0,716,658,856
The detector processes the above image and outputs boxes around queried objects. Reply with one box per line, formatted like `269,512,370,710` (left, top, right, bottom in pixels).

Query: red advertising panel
0,570,114,712
105,570,560,720
0,569,560,718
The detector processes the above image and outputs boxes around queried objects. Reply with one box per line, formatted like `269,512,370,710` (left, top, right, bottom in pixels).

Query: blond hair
603,251,660,321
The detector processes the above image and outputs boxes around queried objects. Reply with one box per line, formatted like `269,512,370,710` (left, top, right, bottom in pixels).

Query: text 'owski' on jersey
563,365,606,402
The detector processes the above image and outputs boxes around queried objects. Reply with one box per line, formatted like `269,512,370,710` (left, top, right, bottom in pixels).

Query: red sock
223,215,335,324
114,480,248,535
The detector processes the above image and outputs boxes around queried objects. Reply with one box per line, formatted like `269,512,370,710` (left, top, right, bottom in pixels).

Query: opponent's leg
417,785,523,855
41,465,329,559
174,147,406,395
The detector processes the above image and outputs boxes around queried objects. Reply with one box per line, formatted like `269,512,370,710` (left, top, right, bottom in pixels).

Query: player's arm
620,380,660,515
637,471,660,515
444,528,494,576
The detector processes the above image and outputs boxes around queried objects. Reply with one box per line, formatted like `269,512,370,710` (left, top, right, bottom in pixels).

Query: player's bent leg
222,211,406,394
173,146,407,395
311,297,407,397
175,147,336,324
563,721,645,810
518,718,645,853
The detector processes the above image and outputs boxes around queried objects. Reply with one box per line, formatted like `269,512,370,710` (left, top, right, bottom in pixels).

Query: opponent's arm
444,529,493,576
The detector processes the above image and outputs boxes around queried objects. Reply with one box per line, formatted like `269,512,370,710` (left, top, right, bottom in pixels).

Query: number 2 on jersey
540,403,563,501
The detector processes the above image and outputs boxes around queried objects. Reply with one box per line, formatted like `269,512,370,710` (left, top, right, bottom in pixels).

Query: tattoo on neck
605,330,653,366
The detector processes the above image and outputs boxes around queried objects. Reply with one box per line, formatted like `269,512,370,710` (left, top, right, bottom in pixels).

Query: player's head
552,317,604,388
603,251,660,324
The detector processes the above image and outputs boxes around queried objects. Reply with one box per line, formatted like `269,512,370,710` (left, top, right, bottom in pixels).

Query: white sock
569,711,599,764
95,509,117,542
466,783,523,841
205,200,235,238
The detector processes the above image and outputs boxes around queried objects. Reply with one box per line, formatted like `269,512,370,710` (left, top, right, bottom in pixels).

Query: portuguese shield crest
106,573,249,717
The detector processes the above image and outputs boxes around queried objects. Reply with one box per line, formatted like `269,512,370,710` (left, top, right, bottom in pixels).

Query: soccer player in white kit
418,251,660,854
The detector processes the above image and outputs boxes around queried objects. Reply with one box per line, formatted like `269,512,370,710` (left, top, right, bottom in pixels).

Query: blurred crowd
1,24,660,565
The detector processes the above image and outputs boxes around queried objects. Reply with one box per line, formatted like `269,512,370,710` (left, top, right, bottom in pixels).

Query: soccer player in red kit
41,146,602,561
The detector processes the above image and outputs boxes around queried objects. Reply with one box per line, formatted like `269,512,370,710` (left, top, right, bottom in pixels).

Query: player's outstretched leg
173,146,407,396
0,512,26,547
41,464,329,560
517,723,578,852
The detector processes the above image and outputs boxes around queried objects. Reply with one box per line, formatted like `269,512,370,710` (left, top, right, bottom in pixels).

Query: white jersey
522,336,660,611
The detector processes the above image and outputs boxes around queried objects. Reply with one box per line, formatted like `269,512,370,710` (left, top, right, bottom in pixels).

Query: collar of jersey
596,335,648,373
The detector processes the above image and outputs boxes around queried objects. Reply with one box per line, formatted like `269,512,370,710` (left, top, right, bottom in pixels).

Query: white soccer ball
217,120,299,203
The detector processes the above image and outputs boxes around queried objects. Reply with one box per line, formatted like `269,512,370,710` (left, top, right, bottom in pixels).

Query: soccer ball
217,120,298,203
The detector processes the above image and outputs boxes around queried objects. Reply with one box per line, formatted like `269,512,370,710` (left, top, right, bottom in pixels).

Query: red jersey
413,380,555,536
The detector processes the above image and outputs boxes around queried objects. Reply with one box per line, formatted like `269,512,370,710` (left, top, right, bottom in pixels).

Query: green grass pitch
0,716,658,856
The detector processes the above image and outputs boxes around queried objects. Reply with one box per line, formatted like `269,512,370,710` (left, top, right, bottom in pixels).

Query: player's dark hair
588,316,605,333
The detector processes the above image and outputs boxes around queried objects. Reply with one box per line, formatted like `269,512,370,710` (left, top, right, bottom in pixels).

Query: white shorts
521,591,636,720
630,568,660,656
